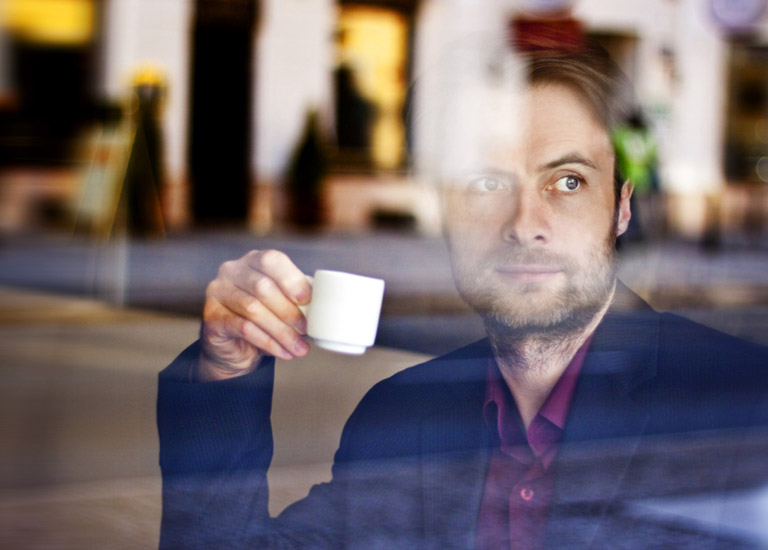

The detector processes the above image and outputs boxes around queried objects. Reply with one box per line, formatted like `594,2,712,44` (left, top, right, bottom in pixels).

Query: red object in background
510,16,585,52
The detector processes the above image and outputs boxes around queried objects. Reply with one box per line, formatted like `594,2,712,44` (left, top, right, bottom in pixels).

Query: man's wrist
195,348,264,383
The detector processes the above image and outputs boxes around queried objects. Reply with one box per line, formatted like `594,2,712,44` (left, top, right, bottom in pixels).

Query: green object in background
613,122,657,196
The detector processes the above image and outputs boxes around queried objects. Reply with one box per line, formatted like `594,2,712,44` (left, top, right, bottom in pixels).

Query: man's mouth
495,265,564,283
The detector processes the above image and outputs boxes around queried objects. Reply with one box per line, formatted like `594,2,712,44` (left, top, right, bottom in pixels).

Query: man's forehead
437,84,612,180
438,85,527,176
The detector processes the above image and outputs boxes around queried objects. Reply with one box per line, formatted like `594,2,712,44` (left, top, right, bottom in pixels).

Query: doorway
189,0,258,225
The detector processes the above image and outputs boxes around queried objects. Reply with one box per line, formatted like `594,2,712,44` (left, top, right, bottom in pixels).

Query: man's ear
616,180,633,237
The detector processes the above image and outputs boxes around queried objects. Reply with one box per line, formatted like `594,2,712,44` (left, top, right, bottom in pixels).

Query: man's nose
501,187,551,245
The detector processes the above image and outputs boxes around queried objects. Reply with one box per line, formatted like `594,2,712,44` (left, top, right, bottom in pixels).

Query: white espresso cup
301,270,385,355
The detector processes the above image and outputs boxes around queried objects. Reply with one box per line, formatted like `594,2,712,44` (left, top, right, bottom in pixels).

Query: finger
224,262,307,334
203,299,297,361
237,316,307,360
223,286,310,357
245,250,312,305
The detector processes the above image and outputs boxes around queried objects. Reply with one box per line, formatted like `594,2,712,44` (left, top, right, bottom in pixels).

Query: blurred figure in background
612,109,661,242
124,67,166,237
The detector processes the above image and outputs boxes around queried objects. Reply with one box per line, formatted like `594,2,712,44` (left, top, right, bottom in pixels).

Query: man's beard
451,229,618,339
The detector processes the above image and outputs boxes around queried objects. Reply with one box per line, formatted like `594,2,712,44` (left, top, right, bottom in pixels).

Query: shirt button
520,487,534,501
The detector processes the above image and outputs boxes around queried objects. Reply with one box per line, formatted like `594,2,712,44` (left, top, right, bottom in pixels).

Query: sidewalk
0,288,192,548
0,286,430,548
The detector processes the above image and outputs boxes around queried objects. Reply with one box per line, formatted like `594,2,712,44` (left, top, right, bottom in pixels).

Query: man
158,43,768,549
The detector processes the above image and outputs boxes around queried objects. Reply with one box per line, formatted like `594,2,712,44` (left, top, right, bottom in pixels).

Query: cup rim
313,269,384,284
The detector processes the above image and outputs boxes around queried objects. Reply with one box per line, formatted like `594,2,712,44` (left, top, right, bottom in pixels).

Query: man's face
442,83,632,334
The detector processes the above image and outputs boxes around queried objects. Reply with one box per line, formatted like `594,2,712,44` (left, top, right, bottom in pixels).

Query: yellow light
338,6,408,169
3,0,94,46
131,63,167,88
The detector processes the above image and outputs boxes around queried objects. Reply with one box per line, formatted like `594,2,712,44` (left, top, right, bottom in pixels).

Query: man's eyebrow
539,154,598,172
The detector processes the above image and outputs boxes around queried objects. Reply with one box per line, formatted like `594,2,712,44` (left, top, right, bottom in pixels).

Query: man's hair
522,42,636,203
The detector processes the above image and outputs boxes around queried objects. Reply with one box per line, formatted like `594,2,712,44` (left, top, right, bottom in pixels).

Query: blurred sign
75,122,133,236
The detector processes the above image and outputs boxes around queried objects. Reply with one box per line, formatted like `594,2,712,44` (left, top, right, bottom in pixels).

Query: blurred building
0,0,767,238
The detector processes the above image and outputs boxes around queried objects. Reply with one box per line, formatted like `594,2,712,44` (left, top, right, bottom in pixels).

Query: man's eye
551,175,582,192
468,176,507,192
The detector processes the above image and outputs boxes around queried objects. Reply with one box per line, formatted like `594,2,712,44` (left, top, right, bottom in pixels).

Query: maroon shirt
476,337,592,550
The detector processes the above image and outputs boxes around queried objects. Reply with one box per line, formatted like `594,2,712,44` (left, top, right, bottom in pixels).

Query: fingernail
293,339,309,355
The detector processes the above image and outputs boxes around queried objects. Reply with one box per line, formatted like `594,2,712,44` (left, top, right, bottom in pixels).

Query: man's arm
157,341,277,548
156,250,320,548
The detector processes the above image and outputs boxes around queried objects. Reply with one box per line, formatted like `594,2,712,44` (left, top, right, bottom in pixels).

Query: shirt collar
538,334,592,430
483,334,593,467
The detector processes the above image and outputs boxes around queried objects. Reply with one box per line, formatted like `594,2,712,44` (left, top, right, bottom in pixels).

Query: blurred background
1,0,767,548
0,0,766,238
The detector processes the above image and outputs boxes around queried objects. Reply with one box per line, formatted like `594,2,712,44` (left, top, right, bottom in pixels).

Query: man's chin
482,303,603,336
467,287,609,336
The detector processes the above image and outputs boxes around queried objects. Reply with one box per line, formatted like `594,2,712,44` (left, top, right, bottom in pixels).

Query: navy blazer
158,297,768,549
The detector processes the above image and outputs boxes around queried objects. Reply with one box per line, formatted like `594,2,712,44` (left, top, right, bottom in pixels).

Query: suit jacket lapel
418,341,492,550
546,308,660,549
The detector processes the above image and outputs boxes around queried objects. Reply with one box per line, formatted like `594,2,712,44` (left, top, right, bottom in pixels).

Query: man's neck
487,294,613,430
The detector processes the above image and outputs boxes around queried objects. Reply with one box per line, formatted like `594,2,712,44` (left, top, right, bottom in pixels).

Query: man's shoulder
334,339,492,461
605,284,768,368
381,338,492,386
345,339,491,422
601,305,768,373
377,338,494,400
656,311,768,366
581,306,768,435
647,312,768,431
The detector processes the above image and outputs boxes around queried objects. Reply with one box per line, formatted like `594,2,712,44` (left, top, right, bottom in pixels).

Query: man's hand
198,250,312,382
